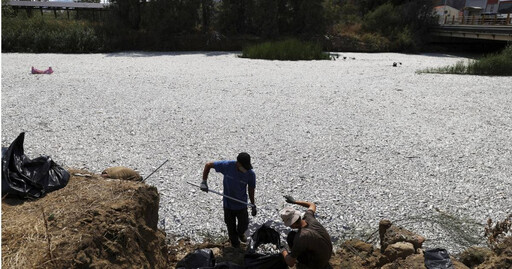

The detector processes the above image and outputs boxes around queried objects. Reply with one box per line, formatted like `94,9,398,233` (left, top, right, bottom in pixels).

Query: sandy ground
2,52,511,254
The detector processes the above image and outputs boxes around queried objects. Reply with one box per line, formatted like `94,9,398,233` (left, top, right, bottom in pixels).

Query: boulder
337,239,384,268
383,242,415,263
379,219,425,252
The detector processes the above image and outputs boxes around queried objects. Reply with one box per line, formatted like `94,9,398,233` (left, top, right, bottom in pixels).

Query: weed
417,44,512,76
240,38,331,61
484,214,512,251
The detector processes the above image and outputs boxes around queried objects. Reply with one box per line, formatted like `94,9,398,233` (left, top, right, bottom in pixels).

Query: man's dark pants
224,208,248,247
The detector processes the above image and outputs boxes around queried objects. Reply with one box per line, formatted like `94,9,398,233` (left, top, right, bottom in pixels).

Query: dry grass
1,169,164,268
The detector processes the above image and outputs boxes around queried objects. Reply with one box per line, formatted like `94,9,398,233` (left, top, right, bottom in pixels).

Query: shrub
471,45,512,76
240,38,330,61
418,45,512,76
485,214,512,251
2,16,102,53
360,33,390,52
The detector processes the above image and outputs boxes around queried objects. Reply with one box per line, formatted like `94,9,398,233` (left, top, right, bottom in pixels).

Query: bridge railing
441,13,511,26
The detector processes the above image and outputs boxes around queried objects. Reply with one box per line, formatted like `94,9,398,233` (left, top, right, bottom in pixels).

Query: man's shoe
239,235,247,243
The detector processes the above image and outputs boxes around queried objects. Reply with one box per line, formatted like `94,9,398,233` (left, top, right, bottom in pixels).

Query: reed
240,38,331,61
418,45,512,76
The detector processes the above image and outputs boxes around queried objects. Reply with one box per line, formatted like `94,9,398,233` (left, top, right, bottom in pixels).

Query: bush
418,45,512,76
471,45,512,76
360,33,390,52
2,16,102,53
240,38,330,60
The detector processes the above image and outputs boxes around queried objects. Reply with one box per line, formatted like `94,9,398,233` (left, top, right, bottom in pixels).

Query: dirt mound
1,169,168,268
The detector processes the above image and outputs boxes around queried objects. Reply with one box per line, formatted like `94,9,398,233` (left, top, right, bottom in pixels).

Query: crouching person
280,195,333,269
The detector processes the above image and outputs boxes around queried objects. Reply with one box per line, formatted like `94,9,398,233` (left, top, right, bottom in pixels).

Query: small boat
31,66,53,74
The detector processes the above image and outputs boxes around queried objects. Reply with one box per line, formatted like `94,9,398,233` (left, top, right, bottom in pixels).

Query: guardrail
441,13,512,25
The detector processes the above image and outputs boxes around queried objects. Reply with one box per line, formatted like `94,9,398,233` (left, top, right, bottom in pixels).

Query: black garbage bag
244,253,287,269
176,249,215,269
1,132,70,199
244,222,288,269
424,248,454,269
247,222,282,253
214,261,244,269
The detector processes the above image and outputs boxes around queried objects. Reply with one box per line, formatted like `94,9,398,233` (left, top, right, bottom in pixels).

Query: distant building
464,0,486,16
485,0,499,13
498,0,512,13
463,0,510,16
434,5,462,23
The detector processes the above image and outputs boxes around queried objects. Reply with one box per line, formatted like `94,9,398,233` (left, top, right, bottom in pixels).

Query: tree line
2,0,436,52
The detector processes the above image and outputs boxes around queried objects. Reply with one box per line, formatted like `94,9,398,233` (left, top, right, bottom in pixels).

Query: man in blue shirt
201,152,257,248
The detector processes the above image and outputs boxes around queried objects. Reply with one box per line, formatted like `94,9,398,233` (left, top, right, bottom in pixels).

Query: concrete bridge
6,0,109,19
433,13,512,42
432,25,512,41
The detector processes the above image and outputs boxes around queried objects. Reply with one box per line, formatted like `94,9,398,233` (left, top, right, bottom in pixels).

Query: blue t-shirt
214,160,256,210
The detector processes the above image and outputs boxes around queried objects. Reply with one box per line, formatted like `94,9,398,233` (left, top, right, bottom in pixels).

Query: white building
434,5,462,24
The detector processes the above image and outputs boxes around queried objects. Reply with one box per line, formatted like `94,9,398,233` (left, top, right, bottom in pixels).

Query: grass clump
418,45,512,76
240,38,331,61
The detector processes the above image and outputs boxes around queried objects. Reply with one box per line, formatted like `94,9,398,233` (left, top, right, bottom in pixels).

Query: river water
2,52,511,253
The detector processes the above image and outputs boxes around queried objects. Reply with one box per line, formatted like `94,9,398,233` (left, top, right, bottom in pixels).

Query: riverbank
2,172,510,268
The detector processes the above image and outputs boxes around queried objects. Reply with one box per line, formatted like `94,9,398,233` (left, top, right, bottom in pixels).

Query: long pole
187,182,255,208
142,159,169,182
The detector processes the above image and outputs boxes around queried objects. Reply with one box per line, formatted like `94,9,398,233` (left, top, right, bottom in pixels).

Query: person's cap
280,207,301,227
237,152,252,170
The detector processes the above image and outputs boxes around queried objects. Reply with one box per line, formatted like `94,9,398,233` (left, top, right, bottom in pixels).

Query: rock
459,246,494,268
337,239,385,268
452,258,471,269
381,254,425,269
382,251,469,269
383,242,415,263
476,237,512,269
379,219,425,252
345,239,375,254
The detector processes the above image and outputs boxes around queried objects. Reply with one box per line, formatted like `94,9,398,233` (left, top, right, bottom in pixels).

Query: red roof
487,0,498,4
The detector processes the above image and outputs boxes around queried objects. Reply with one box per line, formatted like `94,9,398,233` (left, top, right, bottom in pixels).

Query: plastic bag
244,222,288,269
1,132,70,199
424,248,454,269
214,261,244,269
176,249,215,269
244,253,287,269
247,222,282,253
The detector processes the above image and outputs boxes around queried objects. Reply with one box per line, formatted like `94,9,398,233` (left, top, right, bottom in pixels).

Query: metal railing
441,13,512,25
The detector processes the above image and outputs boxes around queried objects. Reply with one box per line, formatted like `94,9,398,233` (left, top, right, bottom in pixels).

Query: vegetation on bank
240,39,331,60
1,15,103,53
2,0,437,53
418,45,512,76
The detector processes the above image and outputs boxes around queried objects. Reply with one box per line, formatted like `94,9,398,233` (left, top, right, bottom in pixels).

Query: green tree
362,3,400,37
111,0,144,30
143,0,202,33
299,0,325,37
252,0,279,38
217,0,254,35
201,0,214,31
